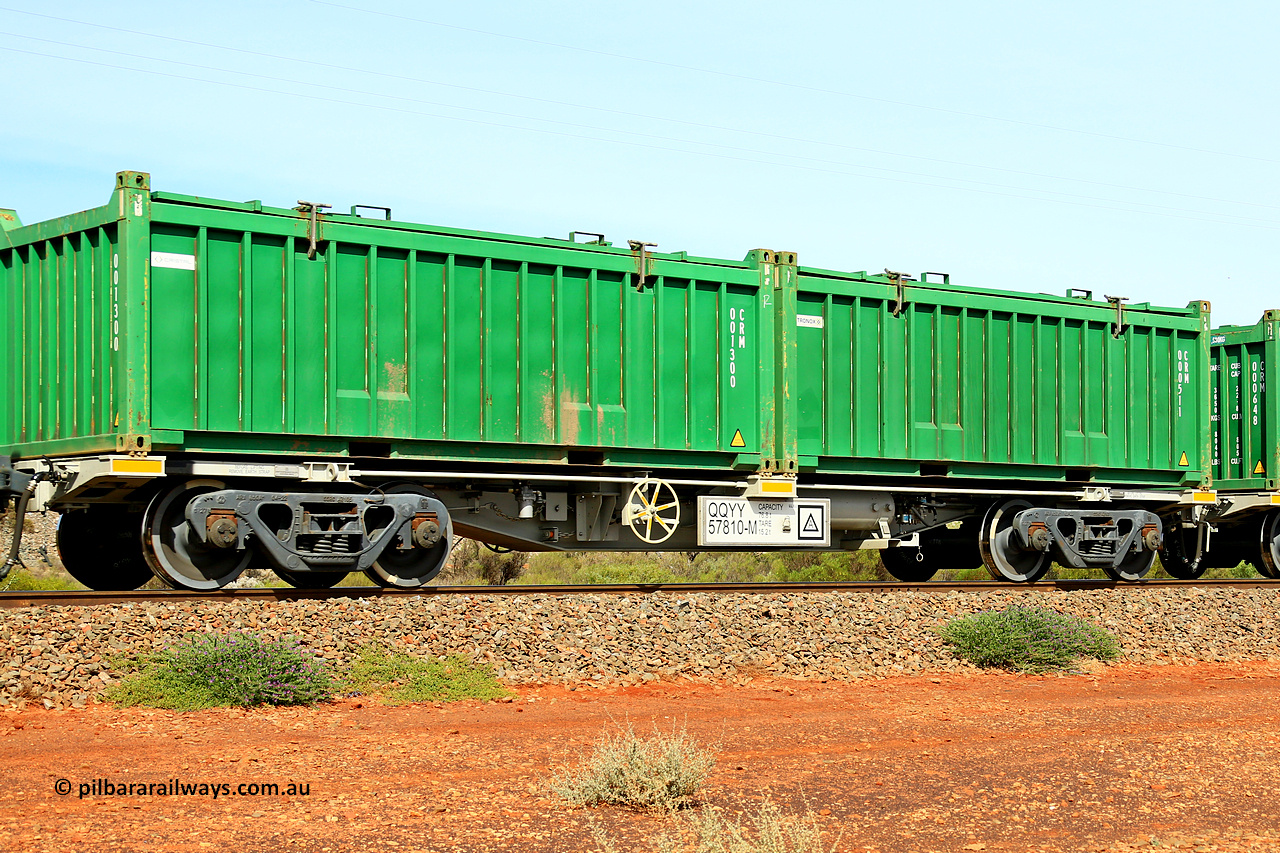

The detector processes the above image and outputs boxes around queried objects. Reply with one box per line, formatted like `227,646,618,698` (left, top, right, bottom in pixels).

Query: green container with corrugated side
1,172,783,471
1209,312,1280,490
787,267,1212,487
1,171,1213,489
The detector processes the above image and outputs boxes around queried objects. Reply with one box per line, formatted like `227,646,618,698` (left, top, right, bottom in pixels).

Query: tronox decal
151,251,197,271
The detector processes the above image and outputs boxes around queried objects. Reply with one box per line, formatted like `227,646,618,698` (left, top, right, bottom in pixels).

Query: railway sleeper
185,490,447,574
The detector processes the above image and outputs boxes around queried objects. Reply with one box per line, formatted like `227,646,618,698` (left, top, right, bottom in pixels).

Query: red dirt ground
2,662,1279,853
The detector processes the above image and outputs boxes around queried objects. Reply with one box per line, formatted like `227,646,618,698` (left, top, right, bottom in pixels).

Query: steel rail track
1,578,1277,609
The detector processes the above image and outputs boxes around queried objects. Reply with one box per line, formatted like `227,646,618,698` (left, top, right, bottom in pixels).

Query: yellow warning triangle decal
1178,451,1189,467
1255,460,1266,475
730,429,746,448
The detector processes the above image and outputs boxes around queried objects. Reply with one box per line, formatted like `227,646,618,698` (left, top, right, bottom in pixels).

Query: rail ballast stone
2,587,1279,710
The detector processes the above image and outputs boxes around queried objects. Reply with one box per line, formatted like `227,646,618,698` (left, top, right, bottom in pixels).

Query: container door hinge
628,240,657,290
1105,294,1128,338
296,201,332,260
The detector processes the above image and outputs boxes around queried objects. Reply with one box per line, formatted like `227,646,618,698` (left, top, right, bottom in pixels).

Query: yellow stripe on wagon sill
760,480,794,494
110,457,165,475
1191,491,1216,503
1271,494,1280,505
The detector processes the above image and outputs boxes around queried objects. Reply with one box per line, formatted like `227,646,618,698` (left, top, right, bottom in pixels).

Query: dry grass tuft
550,722,716,812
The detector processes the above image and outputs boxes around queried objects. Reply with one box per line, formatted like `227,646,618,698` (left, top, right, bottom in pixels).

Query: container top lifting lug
885,269,912,317
296,201,332,260
628,240,657,290
1105,294,1128,338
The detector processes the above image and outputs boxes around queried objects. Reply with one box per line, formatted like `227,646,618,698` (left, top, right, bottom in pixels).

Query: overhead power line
2,5,1276,215
6,30,1278,225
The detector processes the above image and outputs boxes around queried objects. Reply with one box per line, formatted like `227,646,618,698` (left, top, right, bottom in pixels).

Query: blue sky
3,0,1276,325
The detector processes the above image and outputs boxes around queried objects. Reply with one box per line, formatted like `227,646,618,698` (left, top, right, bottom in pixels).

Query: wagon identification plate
697,497,830,547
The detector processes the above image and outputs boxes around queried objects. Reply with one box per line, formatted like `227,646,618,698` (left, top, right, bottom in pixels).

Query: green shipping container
2,172,782,471
789,268,1212,487
2,172,1211,488
1209,312,1280,490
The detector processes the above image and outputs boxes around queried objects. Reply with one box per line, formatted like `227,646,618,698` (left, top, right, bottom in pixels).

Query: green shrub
108,633,335,710
521,549,892,586
1151,557,1260,580
0,566,85,591
346,647,511,704
445,537,528,585
551,723,716,812
1213,560,1262,579
335,572,378,587
574,564,680,585
766,550,886,583
935,604,1120,673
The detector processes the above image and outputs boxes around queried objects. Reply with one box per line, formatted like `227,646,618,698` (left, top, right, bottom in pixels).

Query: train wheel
1103,549,1155,582
1256,511,1280,578
142,480,253,590
979,499,1049,583
1160,524,1206,580
879,546,937,582
273,568,350,589
879,526,982,582
365,485,452,588
1207,545,1248,572
56,507,154,591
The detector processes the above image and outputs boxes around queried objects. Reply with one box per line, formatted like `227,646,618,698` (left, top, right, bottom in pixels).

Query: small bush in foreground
590,799,840,853
108,633,334,710
675,800,840,853
346,647,511,704
936,604,1120,673
551,723,716,812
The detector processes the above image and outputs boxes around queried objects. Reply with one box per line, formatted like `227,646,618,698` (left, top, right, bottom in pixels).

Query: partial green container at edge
1210,311,1280,490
